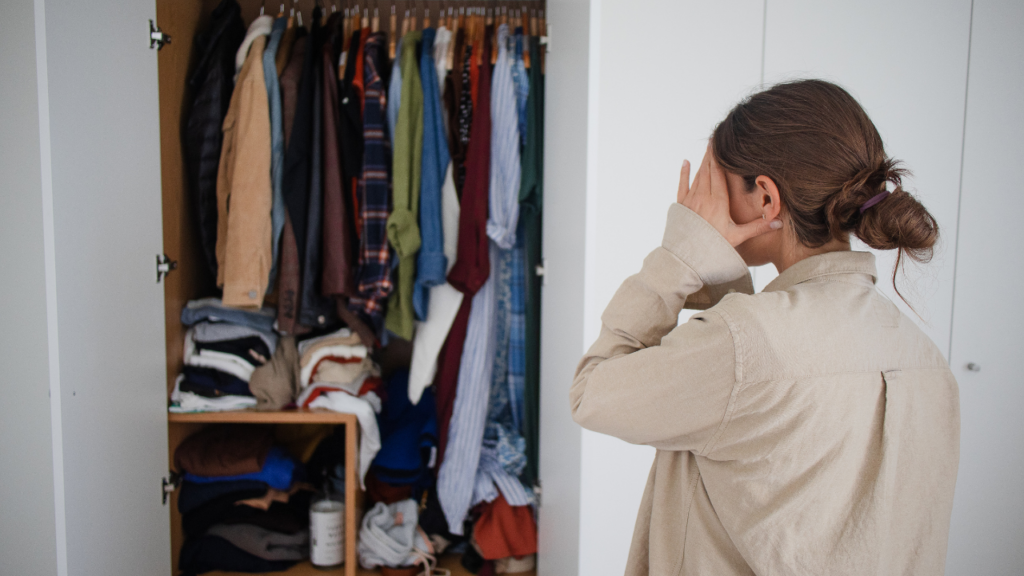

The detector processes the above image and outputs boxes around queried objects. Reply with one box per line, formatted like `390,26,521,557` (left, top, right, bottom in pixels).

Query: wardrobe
157,1,550,574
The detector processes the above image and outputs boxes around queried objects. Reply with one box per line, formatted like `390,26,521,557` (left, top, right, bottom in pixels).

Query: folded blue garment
177,479,268,515
180,298,277,332
183,447,295,490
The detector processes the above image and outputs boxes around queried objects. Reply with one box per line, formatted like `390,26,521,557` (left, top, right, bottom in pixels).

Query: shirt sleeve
570,203,753,453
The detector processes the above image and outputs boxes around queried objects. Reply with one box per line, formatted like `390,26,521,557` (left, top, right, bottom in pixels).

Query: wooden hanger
445,5,459,70
372,7,380,32
389,4,397,59
424,8,430,29
410,6,419,32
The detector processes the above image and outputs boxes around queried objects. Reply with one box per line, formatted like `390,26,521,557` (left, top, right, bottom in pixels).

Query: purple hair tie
859,190,891,214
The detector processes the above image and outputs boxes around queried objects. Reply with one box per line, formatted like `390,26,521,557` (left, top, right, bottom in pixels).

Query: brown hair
711,79,938,301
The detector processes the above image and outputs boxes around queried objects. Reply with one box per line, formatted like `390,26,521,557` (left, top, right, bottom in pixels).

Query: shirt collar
763,251,878,293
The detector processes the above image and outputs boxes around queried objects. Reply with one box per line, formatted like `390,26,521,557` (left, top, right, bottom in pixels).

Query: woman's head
711,79,938,292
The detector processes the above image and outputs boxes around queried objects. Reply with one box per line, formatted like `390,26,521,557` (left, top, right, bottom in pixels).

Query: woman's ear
755,175,782,221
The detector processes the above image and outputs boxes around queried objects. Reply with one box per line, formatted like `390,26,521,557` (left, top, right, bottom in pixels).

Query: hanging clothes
320,15,358,300
349,32,393,331
184,0,244,282
263,16,287,293
216,16,273,309
437,24,495,537
443,28,470,193
407,162,461,406
519,33,545,488
413,27,454,321
297,9,337,329
384,31,425,341
471,22,528,513
276,29,309,334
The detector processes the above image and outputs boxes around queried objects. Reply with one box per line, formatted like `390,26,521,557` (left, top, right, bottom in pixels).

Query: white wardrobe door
40,0,169,574
760,0,972,356
947,0,1024,573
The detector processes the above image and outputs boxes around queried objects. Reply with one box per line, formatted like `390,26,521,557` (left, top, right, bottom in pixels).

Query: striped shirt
485,25,522,251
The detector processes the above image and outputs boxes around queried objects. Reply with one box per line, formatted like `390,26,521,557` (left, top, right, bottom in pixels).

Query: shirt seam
672,455,705,576
696,309,743,458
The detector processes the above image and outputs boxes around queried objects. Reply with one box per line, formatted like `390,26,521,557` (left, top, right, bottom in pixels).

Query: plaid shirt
350,33,393,325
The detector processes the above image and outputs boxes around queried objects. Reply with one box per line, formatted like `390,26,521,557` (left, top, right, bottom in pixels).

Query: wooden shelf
168,409,358,425
203,554,536,576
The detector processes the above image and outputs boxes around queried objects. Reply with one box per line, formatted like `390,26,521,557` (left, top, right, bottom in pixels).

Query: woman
571,80,960,575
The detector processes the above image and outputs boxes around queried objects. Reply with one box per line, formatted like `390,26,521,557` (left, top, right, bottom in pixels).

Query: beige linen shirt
572,204,960,575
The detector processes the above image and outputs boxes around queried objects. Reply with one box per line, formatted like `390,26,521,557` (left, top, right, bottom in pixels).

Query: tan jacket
572,204,960,575
216,34,272,308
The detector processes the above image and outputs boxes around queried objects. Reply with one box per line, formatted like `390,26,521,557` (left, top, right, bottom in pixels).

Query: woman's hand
677,143,782,247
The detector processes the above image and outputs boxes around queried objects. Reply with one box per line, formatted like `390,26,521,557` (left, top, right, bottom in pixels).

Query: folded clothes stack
171,299,279,413
175,425,311,576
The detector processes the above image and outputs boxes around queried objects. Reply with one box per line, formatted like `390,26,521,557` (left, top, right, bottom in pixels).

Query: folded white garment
169,376,256,413
296,327,353,356
297,382,382,414
308,391,380,489
299,344,367,388
183,329,256,381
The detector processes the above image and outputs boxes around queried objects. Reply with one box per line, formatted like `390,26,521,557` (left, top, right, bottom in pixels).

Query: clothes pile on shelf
171,298,279,413
175,425,314,575
182,1,546,571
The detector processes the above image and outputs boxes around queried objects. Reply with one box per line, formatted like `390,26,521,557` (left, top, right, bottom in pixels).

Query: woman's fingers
731,217,783,247
676,160,691,204
709,148,729,200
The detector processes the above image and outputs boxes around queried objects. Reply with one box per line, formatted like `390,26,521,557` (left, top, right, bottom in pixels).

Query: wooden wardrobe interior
155,1,544,574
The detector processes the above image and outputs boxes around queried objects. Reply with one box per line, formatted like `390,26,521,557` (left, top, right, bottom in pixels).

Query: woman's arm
570,202,750,452
571,151,778,452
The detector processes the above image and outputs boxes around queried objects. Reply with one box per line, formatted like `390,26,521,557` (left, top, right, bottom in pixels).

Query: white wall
0,1,59,575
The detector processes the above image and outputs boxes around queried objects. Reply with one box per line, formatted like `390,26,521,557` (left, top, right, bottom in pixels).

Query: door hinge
162,472,181,505
533,481,542,507
157,254,178,283
540,23,551,53
149,19,171,50
535,259,547,286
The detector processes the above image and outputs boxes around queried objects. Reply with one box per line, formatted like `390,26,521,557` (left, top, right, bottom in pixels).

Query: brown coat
572,204,960,575
215,34,272,308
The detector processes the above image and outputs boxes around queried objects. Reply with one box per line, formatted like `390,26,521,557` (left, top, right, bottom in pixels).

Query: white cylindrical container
310,498,344,568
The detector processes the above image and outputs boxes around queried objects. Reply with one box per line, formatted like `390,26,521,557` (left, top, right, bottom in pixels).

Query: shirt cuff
662,203,754,309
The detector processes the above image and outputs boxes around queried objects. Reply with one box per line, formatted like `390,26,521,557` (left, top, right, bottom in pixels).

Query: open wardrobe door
38,0,169,573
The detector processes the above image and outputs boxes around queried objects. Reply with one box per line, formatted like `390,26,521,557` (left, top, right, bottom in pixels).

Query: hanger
372,6,380,32
290,0,302,27
389,4,397,59
425,8,431,30
410,6,419,33
260,0,267,16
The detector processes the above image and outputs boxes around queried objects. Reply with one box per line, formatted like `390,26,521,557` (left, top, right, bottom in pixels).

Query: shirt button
318,315,326,324
249,290,257,299
342,97,349,105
